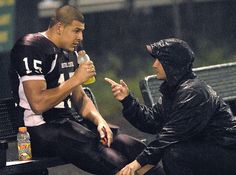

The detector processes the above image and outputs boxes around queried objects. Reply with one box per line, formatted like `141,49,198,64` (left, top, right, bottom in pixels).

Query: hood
146,38,195,87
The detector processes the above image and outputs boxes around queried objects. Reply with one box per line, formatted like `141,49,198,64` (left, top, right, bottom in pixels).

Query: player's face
59,20,85,52
152,59,167,80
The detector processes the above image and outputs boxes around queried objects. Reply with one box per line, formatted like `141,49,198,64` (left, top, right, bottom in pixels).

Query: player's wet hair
49,5,84,27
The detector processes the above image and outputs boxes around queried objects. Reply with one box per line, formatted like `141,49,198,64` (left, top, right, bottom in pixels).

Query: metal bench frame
139,62,236,115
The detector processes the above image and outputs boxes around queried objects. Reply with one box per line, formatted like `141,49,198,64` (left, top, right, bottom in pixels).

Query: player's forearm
85,110,105,126
75,95,105,125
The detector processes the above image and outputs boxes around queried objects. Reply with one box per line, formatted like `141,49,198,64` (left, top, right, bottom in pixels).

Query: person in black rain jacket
105,38,236,175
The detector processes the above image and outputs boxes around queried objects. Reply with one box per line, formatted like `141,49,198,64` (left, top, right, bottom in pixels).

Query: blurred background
1,0,236,174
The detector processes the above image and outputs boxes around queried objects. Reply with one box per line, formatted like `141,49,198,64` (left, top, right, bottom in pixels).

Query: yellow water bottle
76,51,96,85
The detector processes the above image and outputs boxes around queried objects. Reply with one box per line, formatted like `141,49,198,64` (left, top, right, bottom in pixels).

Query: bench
0,87,101,175
139,62,236,116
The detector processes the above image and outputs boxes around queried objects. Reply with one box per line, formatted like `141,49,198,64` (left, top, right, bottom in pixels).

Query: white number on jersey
23,57,43,74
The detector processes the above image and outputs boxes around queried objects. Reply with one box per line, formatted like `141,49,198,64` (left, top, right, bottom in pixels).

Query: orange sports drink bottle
17,127,32,161
100,126,108,146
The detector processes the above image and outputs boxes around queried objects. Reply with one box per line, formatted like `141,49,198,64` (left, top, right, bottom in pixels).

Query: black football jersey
10,32,78,126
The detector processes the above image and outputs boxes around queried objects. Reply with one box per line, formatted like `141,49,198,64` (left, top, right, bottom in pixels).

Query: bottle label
83,76,96,85
18,143,32,161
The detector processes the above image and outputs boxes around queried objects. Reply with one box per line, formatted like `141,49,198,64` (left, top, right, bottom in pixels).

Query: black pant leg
28,122,61,157
29,119,128,174
28,119,150,175
162,141,236,175
111,133,147,162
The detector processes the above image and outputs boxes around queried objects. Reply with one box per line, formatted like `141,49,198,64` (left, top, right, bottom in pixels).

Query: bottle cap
18,127,27,133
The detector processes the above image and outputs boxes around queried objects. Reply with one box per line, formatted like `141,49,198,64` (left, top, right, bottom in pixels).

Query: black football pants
27,118,146,175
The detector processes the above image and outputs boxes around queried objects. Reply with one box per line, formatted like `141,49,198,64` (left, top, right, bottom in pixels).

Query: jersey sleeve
12,45,47,78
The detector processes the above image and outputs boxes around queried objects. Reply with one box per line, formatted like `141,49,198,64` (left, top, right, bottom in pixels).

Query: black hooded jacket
120,39,236,166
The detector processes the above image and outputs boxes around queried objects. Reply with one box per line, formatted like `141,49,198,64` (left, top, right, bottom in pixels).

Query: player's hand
104,78,129,101
74,61,96,84
97,122,113,147
116,160,141,175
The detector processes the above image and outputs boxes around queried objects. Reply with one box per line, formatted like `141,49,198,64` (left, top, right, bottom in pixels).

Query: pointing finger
104,77,118,86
